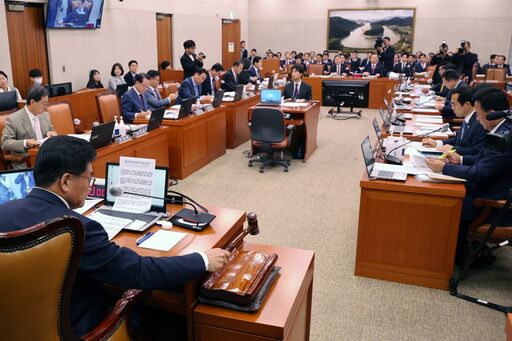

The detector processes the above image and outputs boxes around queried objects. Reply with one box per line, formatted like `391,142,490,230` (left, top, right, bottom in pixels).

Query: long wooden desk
248,101,320,161
507,313,512,341
48,88,107,130
27,127,169,178
303,76,397,109
135,107,227,179
223,95,261,149
356,173,465,290
194,242,314,341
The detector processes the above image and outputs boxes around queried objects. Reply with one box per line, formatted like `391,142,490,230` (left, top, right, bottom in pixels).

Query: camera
374,36,384,49
457,40,466,54
198,52,206,59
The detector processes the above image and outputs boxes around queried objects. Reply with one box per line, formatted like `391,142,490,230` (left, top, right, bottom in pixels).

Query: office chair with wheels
96,93,121,123
248,107,291,173
0,216,143,341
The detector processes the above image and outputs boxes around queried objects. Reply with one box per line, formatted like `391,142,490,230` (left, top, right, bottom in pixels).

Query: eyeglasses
74,175,96,187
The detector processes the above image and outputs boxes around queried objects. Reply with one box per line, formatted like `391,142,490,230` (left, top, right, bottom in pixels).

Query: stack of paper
88,211,131,240
137,230,187,251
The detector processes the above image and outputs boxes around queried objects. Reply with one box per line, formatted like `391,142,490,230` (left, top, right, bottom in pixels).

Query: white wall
247,0,512,61
0,1,12,77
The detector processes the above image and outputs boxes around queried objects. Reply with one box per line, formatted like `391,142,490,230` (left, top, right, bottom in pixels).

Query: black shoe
469,253,496,269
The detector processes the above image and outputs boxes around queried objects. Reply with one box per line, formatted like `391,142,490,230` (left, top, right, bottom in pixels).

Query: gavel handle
225,227,249,253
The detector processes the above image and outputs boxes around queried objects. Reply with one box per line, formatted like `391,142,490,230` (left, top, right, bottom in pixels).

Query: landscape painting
327,8,415,53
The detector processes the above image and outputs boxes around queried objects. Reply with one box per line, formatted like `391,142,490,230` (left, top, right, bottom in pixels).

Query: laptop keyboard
96,208,158,223
377,170,394,179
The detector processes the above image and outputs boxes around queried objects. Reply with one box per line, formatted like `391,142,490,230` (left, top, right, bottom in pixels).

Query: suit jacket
221,69,239,92
123,72,136,87
201,73,216,96
283,81,312,100
393,63,413,77
249,65,262,81
350,58,361,70
379,45,395,73
241,48,248,60
180,53,204,79
414,63,428,73
360,58,370,68
1,107,54,169
442,112,485,155
144,87,170,110
121,88,148,123
177,77,202,104
0,188,206,336
443,121,512,223
496,64,512,76
331,63,348,76
481,63,495,73
364,63,384,76
431,82,449,97
442,81,468,119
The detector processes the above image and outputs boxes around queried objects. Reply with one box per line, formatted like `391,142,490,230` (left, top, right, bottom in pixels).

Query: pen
439,149,456,159
136,232,153,246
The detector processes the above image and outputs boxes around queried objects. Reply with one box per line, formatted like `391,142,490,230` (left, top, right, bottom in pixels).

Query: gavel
225,212,259,253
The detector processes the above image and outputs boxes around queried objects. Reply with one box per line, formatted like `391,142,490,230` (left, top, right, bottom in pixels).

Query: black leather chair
249,107,291,173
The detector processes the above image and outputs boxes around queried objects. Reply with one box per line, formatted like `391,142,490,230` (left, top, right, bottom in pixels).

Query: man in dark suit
393,52,413,77
321,52,332,73
176,68,208,104
221,61,244,92
121,73,152,123
249,56,263,83
0,136,230,337
283,65,312,100
145,70,177,110
453,41,479,81
495,55,512,76
248,49,257,65
240,40,248,60
349,51,361,71
180,40,205,79
202,63,223,96
378,37,395,76
426,87,512,264
123,60,138,86
415,53,428,73
434,69,467,119
423,87,485,156
481,54,496,74
423,62,457,97
363,54,384,77
331,55,348,76
360,52,372,68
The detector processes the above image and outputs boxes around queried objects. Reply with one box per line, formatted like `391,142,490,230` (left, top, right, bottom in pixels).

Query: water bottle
118,117,126,136
113,116,120,137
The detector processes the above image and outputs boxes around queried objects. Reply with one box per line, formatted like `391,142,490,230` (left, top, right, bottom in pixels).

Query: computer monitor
46,82,73,98
104,162,169,212
0,169,34,206
0,91,18,111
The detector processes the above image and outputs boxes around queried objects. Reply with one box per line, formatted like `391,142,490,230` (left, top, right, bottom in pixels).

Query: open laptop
164,98,194,120
94,163,168,231
212,89,225,108
222,85,244,102
361,136,407,181
372,118,385,150
147,107,165,131
0,169,34,206
0,90,18,111
267,73,275,89
259,89,282,106
89,121,116,149
116,84,129,97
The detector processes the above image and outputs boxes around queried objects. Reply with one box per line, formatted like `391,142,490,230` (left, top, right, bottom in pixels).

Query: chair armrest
473,198,508,208
3,154,27,162
81,289,145,341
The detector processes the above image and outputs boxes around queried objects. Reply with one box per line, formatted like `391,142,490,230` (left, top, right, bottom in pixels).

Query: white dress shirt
23,106,44,148
436,111,475,147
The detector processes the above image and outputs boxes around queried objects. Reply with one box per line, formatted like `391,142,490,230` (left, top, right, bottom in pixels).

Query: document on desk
412,108,440,113
280,102,309,107
374,162,430,175
113,157,155,213
88,211,131,240
137,230,187,251
415,116,443,124
73,198,103,215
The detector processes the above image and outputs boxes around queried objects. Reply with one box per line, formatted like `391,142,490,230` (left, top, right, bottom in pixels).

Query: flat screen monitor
46,0,105,29
0,91,18,111
46,82,73,98
0,169,34,206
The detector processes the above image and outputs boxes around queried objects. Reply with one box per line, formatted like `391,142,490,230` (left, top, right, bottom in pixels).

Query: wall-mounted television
46,0,105,29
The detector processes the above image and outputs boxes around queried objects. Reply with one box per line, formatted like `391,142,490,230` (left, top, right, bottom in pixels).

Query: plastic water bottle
113,116,120,137
118,117,126,136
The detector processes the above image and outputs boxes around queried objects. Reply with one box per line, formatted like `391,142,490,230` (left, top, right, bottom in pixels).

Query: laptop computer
212,89,225,108
0,169,34,206
361,136,407,181
164,98,194,120
94,162,168,231
147,107,165,131
372,118,384,149
89,121,115,149
267,73,275,89
116,84,129,97
0,90,18,111
259,89,282,106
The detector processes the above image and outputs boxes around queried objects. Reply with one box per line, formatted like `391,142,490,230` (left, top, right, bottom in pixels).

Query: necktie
459,122,467,144
154,88,161,100
233,72,237,85
337,64,340,75
139,94,146,110
293,84,299,99
193,82,198,97
211,77,215,94
372,64,375,73
33,116,43,140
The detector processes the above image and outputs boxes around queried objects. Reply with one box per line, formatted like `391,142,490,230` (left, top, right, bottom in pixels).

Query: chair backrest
0,114,9,169
251,107,286,143
261,59,280,76
162,82,178,98
47,102,75,135
493,68,506,82
486,68,495,80
286,64,294,73
0,216,84,341
308,64,324,76
96,92,120,123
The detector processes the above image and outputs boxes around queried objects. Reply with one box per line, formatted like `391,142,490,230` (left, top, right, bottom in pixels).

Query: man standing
180,40,205,79
240,41,248,60
378,37,395,76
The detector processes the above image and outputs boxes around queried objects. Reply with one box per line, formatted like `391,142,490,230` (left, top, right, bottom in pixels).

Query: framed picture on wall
327,8,416,53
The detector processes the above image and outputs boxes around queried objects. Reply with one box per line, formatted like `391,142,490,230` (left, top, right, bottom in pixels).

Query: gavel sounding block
201,250,278,305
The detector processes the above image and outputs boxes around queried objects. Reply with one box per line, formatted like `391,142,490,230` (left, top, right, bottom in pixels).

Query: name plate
132,128,148,138
115,135,132,144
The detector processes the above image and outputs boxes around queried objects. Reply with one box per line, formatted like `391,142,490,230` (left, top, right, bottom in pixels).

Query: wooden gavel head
246,212,259,235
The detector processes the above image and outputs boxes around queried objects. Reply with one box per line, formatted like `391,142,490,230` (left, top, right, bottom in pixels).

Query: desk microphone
384,123,450,165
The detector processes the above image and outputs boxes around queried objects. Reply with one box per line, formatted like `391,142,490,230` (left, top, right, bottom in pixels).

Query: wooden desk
48,88,107,130
224,95,261,149
194,243,314,341
507,313,512,341
248,101,320,161
303,76,398,109
27,127,169,177
114,204,245,341
356,173,465,290
160,69,185,82
135,107,227,179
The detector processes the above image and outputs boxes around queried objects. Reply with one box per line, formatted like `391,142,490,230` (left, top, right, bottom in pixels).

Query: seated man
202,63,224,96
1,86,57,169
363,54,384,77
283,65,312,101
176,68,208,104
144,70,177,110
0,135,230,337
426,87,512,264
423,62,457,97
495,55,512,76
393,52,413,77
349,51,361,71
434,69,467,119
249,56,263,83
331,55,348,76
415,53,428,73
423,87,485,155
481,54,496,74
221,61,244,92
121,73,152,123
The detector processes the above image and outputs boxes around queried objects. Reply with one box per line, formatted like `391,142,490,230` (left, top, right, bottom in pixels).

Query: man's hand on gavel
204,248,230,272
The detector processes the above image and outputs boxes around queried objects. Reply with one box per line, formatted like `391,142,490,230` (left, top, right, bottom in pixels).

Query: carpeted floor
174,107,511,341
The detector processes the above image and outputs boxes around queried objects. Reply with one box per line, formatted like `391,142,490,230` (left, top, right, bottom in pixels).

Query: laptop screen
260,89,281,103
372,118,382,140
104,163,168,212
0,169,34,206
360,136,375,177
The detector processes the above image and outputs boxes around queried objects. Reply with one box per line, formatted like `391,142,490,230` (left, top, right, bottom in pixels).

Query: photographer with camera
431,41,452,84
376,36,395,76
452,40,478,81
180,39,206,78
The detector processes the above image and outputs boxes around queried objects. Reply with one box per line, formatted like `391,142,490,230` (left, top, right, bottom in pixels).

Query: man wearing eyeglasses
1,85,57,169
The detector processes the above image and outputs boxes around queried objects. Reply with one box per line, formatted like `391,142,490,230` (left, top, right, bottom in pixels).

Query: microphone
486,110,511,121
384,123,450,165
